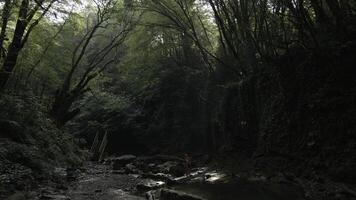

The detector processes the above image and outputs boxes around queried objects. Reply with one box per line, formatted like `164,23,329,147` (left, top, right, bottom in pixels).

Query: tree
50,0,138,126
0,0,14,58
0,0,58,92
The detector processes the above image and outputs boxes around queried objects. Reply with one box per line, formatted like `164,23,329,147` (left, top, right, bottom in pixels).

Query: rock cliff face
217,43,356,182
95,42,356,186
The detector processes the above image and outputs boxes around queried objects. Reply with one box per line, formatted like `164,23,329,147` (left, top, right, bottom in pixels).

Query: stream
34,156,306,200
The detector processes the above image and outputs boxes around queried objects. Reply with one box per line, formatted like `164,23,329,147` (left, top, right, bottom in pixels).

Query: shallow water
36,163,306,200
173,179,305,200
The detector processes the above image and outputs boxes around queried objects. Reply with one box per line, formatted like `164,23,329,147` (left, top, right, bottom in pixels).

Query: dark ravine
0,0,356,200
78,43,356,200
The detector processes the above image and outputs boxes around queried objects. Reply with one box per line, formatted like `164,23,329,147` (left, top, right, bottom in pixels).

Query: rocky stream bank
2,154,315,200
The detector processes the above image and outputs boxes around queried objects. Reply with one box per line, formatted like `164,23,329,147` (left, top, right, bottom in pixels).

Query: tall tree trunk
0,0,30,91
0,0,12,58
0,0,54,92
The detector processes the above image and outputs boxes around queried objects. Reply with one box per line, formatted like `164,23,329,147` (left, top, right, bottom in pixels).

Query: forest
0,0,355,199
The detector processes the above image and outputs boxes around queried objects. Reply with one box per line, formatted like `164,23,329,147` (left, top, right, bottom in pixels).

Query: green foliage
0,93,87,170
0,0,355,163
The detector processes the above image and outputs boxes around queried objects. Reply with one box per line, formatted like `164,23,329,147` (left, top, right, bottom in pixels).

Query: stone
148,163,156,168
160,189,206,200
137,180,166,191
189,176,205,183
157,161,177,173
40,194,71,200
113,155,137,170
204,172,228,183
142,173,177,185
125,163,139,174
112,169,126,174
156,161,185,177
169,164,186,177
130,174,142,179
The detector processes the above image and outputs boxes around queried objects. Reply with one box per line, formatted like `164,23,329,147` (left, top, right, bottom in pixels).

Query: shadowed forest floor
6,161,306,200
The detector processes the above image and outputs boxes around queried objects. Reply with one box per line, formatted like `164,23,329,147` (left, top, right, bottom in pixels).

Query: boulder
160,189,206,200
125,163,139,174
113,155,137,170
169,164,186,177
157,161,177,173
156,161,185,177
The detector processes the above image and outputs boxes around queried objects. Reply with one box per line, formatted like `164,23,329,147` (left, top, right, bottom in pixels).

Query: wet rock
125,163,140,174
112,169,126,174
189,176,205,183
157,161,177,173
40,194,71,200
130,174,142,179
142,173,177,185
170,164,186,177
160,189,206,200
139,163,157,173
157,161,185,177
113,155,137,170
204,171,228,183
107,189,146,200
137,179,166,191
